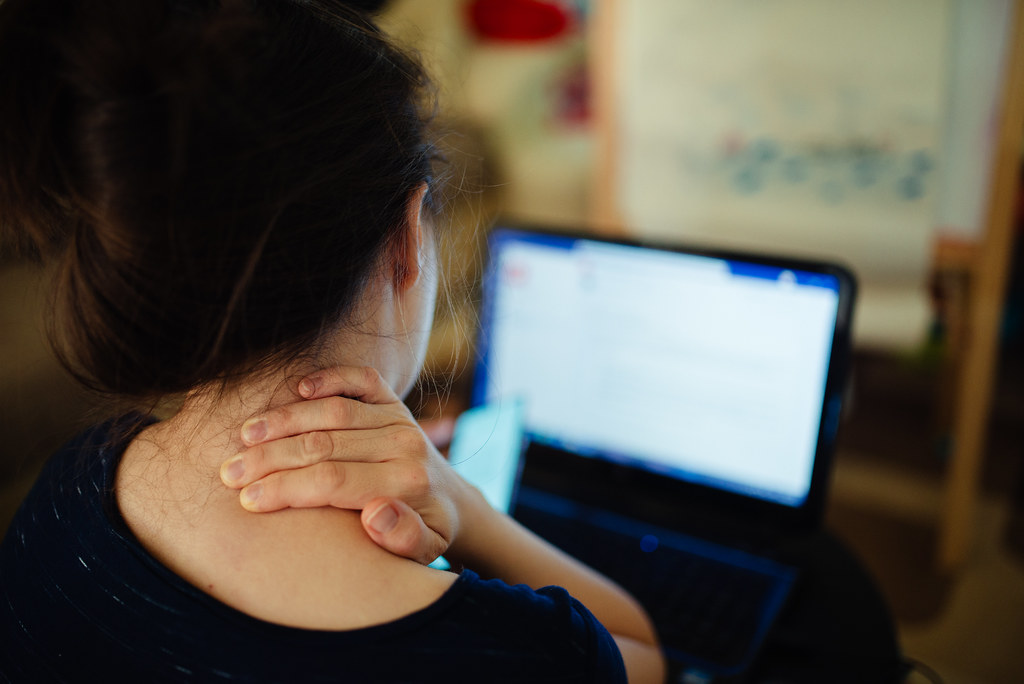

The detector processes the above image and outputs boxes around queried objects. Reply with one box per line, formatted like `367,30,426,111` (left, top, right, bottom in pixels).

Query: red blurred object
554,62,590,126
467,0,574,42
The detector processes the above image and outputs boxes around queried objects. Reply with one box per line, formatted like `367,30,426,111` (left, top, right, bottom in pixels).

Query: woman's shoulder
2,418,132,549
194,504,461,631
115,425,460,632
454,571,625,658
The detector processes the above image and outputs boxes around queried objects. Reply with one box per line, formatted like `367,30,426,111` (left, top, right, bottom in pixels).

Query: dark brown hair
0,0,440,405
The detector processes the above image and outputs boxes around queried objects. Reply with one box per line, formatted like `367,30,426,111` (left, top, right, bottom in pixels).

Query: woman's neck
157,369,309,470
147,323,399,475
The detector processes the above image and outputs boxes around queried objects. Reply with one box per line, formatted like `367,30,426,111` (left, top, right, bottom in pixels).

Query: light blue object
428,399,526,571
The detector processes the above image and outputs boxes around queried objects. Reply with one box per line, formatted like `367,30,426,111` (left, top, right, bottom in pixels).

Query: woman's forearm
446,487,667,681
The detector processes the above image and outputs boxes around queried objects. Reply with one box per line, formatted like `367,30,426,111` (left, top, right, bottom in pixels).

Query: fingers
297,366,399,404
237,460,384,512
235,453,431,512
222,364,459,566
361,497,449,565
223,424,421,488
240,394,402,447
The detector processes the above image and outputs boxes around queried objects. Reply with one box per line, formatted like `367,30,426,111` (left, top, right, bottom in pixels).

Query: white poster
615,0,952,346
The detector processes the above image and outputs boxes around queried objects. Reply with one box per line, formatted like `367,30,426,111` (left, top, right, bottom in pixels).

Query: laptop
466,224,856,682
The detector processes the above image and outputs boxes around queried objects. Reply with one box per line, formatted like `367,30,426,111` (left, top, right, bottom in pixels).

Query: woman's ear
390,183,429,292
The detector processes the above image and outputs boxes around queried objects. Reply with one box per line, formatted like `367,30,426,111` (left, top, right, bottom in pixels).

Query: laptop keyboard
514,491,797,672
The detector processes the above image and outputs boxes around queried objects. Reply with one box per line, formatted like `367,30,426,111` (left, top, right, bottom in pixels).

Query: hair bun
0,0,260,257
0,0,439,404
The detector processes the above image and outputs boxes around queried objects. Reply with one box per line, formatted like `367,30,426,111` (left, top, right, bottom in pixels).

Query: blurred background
2,0,1023,681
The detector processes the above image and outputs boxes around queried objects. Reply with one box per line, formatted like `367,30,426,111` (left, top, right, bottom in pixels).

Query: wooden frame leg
939,0,1024,572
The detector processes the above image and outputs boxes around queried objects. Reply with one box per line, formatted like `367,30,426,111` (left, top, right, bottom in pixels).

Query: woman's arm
221,365,665,682
448,483,664,680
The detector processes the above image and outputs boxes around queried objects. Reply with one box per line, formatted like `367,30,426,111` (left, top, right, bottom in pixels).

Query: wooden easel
590,0,1024,571
938,0,1024,571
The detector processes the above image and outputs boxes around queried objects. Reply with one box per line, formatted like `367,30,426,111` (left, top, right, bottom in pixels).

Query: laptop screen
472,227,848,509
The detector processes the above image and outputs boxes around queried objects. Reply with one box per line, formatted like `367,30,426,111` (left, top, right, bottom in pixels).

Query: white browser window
480,235,840,507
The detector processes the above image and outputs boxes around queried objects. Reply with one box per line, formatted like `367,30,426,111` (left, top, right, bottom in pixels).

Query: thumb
361,497,447,566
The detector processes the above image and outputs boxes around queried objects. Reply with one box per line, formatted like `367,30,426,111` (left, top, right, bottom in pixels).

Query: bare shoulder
207,506,460,630
116,436,458,632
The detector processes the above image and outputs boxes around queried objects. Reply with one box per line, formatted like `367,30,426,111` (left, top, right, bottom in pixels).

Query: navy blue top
0,420,625,683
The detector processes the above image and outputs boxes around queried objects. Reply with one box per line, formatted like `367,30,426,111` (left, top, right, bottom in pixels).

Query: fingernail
298,378,317,398
222,455,245,484
367,503,398,534
240,482,263,508
241,418,267,444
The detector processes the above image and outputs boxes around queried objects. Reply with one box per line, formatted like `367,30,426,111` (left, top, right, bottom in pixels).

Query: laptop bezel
470,223,857,537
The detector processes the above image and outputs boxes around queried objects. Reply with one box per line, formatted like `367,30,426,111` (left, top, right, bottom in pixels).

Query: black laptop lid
471,225,856,535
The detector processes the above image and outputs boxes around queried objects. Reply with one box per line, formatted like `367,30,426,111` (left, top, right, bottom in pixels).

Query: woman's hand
222,367,665,681
219,366,470,565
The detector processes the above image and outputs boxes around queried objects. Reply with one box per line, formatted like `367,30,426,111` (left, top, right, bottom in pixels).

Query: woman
0,0,664,681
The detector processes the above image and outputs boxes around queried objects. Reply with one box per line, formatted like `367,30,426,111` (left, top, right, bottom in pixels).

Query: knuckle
324,396,349,426
300,431,332,463
395,462,429,496
390,426,422,455
312,462,346,492
362,366,382,388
